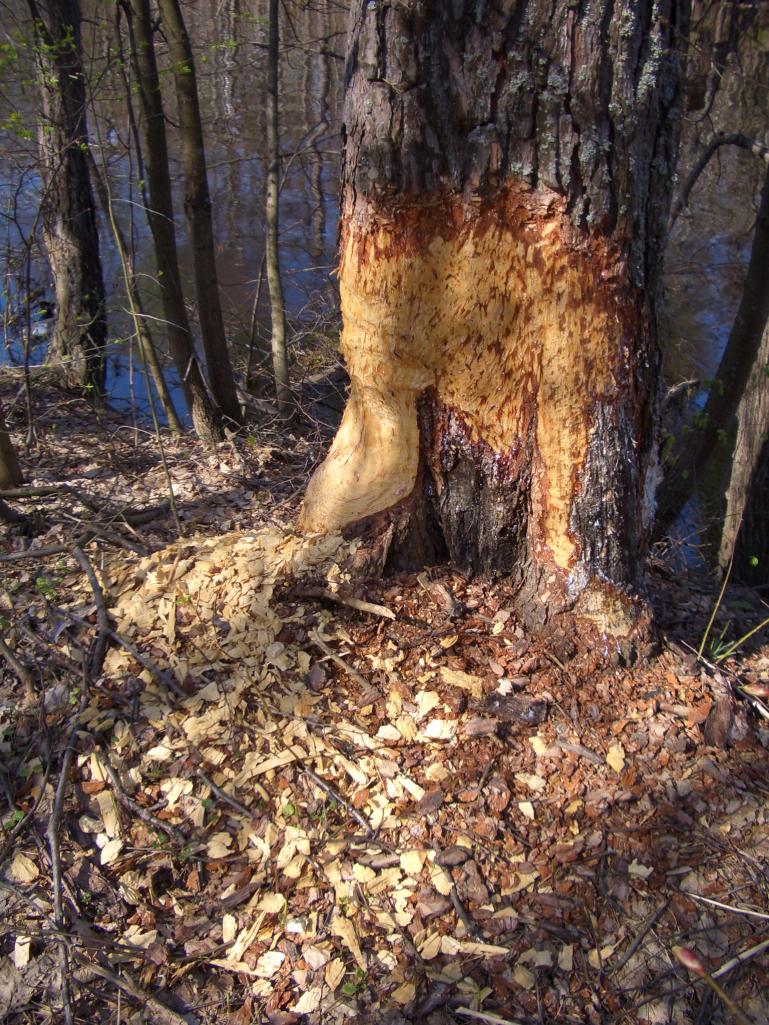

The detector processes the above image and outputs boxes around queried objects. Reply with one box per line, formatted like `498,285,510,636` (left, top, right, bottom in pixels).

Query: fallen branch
294,585,395,620
96,740,186,846
610,900,669,975
196,769,254,819
72,546,109,678
47,711,84,1025
71,952,197,1025
310,630,369,689
303,764,374,836
0,636,35,700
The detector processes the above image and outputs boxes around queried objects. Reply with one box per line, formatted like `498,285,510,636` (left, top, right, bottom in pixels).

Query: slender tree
124,0,223,445
155,0,242,425
266,0,291,416
27,0,107,395
301,0,688,634
656,159,769,536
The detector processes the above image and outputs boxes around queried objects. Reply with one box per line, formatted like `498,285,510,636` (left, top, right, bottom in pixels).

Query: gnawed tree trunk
28,0,106,395
156,0,242,426
126,0,223,446
301,0,687,633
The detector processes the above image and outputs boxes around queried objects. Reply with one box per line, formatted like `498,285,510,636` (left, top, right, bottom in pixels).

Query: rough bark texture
301,0,687,630
127,0,222,445
29,0,106,394
156,0,242,426
656,165,769,536
719,318,769,584
0,398,22,488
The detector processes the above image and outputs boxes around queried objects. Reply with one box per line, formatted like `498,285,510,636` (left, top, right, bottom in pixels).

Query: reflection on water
0,0,347,421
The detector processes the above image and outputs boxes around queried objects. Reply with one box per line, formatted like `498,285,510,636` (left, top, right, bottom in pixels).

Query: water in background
0,0,347,423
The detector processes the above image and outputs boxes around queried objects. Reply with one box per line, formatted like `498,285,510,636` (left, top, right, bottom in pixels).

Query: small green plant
699,552,769,662
341,966,366,997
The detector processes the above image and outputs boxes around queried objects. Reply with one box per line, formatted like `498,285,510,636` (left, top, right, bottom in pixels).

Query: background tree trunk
656,163,769,536
301,0,687,631
266,0,291,417
719,317,769,583
28,0,106,395
126,0,223,446
156,0,242,426
0,398,22,488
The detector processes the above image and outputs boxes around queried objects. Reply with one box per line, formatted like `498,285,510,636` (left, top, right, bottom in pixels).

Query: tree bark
155,0,242,426
266,0,291,417
28,0,107,395
719,317,769,583
0,398,22,488
126,0,223,446
301,0,687,633
656,164,769,536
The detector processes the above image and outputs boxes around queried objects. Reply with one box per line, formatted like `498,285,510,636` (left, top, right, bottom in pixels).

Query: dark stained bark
126,0,223,446
28,0,106,395
0,398,22,488
301,0,688,632
656,164,769,536
155,0,242,426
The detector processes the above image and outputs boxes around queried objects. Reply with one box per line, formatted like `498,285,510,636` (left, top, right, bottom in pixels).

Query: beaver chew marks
301,184,640,579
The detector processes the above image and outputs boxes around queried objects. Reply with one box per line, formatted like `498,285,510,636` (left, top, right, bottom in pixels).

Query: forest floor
0,376,768,1025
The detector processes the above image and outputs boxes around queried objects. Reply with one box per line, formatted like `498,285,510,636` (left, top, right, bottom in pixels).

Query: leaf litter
0,382,768,1025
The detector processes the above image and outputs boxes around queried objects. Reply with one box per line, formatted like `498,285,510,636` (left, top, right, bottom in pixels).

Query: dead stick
72,546,109,678
303,764,374,836
0,636,35,695
610,900,669,975
310,631,369,688
47,713,83,1025
295,586,395,620
71,952,196,1025
196,769,254,819
96,741,186,845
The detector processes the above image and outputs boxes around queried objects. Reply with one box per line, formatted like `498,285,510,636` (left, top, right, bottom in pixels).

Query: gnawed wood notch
301,184,654,627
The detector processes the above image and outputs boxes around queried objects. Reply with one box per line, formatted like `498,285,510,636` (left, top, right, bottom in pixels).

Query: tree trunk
155,0,242,426
28,0,107,395
719,317,769,583
87,151,183,434
301,0,687,633
0,398,22,488
126,0,223,446
656,164,769,536
266,0,291,417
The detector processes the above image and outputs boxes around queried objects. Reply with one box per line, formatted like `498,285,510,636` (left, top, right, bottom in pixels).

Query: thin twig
303,764,374,836
96,740,186,845
0,636,35,697
310,630,369,688
71,952,197,1025
713,936,769,980
47,710,84,1025
72,546,109,678
682,891,769,922
610,900,669,975
196,769,254,819
450,882,483,939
